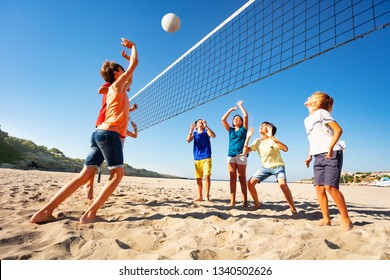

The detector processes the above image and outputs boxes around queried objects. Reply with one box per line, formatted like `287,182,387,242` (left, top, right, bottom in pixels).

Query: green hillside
0,128,176,178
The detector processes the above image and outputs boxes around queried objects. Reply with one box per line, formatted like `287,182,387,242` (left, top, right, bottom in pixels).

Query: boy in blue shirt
187,119,216,201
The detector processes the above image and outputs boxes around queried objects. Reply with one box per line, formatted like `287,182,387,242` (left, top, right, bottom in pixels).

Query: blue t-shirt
228,126,247,157
193,129,212,160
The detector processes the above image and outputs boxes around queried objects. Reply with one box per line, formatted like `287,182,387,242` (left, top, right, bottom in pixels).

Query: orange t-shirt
98,86,129,138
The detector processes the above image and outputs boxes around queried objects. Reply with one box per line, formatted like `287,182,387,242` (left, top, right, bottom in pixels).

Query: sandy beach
0,168,389,260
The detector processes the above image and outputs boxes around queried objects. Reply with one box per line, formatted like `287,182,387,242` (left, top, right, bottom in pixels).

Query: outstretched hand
247,127,254,138
121,38,135,48
236,100,244,107
130,103,138,111
121,50,130,60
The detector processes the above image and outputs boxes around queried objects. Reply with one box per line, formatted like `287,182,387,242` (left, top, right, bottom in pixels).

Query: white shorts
227,154,247,165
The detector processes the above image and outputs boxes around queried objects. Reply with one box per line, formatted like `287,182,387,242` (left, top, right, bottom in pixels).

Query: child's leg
83,170,96,200
315,185,331,226
237,164,248,207
203,158,212,201
247,177,260,210
228,163,237,207
204,175,211,201
325,186,353,231
195,178,203,201
79,167,124,224
277,179,298,218
194,160,203,201
30,166,96,223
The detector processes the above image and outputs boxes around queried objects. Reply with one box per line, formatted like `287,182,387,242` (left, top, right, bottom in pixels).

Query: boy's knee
110,167,124,179
279,183,288,189
248,178,257,188
325,185,339,194
238,175,246,182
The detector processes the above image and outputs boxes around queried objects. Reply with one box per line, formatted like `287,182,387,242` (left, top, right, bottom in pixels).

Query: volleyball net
130,0,390,131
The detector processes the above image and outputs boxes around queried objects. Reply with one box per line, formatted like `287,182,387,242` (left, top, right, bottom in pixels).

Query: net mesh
130,0,390,131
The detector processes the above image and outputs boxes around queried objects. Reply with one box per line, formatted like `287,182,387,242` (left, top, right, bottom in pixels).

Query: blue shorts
251,165,287,182
313,150,343,188
84,130,124,170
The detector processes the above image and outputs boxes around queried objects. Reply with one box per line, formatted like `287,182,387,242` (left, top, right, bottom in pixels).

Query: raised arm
113,38,138,94
124,65,133,92
236,100,248,129
270,136,288,152
186,123,195,143
221,107,236,131
243,127,254,154
263,124,288,152
203,120,216,138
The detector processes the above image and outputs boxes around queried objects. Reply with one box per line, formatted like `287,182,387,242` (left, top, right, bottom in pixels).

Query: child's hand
202,120,207,127
230,106,237,112
121,50,130,60
121,38,135,48
304,156,312,168
236,100,244,107
325,148,333,160
190,123,195,130
131,121,137,129
247,127,254,138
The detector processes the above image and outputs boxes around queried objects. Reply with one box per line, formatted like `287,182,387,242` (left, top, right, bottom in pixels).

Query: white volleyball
161,13,181,33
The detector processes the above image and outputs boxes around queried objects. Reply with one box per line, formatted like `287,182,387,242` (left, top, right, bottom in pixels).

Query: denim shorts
84,129,124,170
313,150,343,188
251,165,286,182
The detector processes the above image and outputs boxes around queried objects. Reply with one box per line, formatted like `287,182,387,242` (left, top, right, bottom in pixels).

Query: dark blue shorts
313,150,343,188
84,130,124,170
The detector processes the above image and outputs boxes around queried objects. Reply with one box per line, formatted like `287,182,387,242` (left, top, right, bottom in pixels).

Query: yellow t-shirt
98,86,129,138
249,138,285,168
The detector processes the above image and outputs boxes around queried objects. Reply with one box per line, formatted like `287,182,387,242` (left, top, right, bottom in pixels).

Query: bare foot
291,209,299,219
341,221,353,232
83,184,93,200
206,197,212,202
243,201,248,208
229,201,235,207
194,197,203,202
249,204,260,211
79,212,98,224
317,219,331,226
30,210,56,224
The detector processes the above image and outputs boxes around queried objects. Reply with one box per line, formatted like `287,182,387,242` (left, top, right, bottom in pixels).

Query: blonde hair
310,91,334,111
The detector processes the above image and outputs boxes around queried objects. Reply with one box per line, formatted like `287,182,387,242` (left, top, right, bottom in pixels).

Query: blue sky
0,0,389,182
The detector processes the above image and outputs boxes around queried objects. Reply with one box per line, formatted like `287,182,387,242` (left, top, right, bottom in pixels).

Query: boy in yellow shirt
243,122,298,217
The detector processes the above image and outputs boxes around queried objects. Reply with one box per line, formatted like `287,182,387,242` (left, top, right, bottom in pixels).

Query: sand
0,168,389,260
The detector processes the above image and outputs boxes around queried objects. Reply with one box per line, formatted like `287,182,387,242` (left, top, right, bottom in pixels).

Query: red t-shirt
95,82,111,127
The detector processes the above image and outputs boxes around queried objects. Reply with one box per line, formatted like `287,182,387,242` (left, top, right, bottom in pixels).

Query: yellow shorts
194,158,212,178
